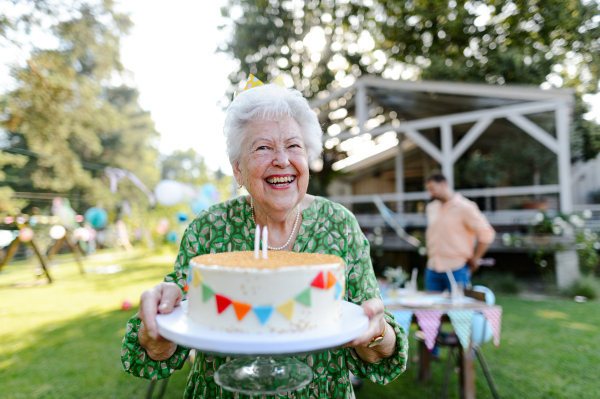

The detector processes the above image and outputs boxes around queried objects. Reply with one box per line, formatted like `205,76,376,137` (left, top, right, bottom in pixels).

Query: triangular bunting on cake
193,268,203,287
215,294,232,314
391,310,413,338
334,281,342,300
482,307,503,347
448,310,474,349
310,271,326,289
276,299,294,320
232,301,252,321
201,283,215,302
415,310,443,351
325,271,337,289
295,288,311,306
253,306,274,325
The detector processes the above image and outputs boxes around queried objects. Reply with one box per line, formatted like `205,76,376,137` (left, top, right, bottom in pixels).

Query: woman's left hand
343,298,386,348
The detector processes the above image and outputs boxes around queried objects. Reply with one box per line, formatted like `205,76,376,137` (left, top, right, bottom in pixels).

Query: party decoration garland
191,268,342,325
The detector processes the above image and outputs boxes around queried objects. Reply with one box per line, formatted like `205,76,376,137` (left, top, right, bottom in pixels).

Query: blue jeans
425,265,471,292
425,265,471,356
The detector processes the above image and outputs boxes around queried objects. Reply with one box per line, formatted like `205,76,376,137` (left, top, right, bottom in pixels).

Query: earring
237,182,243,189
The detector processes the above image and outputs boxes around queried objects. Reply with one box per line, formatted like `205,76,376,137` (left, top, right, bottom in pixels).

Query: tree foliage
0,1,160,214
220,0,600,157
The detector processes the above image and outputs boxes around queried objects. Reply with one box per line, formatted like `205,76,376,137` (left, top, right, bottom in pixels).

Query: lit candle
262,226,268,259
254,224,260,260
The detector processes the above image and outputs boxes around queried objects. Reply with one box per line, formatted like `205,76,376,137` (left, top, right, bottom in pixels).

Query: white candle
254,224,260,259
262,226,268,259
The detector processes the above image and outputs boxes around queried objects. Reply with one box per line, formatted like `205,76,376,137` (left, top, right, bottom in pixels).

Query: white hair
223,84,323,165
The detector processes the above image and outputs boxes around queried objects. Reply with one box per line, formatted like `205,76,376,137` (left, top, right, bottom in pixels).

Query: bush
472,272,521,294
566,277,599,300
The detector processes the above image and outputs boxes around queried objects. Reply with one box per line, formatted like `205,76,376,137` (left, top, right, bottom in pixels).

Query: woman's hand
342,298,396,363
138,282,182,361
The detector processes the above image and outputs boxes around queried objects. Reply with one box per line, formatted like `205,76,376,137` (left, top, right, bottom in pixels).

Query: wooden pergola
311,76,575,214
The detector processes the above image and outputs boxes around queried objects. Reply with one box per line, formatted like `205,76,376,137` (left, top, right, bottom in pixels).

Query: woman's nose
272,149,290,168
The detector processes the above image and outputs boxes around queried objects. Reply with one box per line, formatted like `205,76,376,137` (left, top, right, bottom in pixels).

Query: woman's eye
257,146,268,150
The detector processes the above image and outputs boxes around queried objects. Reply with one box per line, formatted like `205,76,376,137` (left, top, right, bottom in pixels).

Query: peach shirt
425,193,496,272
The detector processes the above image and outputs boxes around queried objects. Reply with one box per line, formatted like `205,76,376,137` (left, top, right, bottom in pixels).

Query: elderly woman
121,82,408,398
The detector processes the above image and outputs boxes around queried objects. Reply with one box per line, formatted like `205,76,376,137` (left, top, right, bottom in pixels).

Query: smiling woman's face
233,117,309,215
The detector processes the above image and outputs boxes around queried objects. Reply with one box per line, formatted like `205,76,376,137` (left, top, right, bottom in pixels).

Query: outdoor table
384,291,503,399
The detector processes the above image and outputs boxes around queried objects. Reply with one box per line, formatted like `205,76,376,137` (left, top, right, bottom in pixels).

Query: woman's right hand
138,282,183,361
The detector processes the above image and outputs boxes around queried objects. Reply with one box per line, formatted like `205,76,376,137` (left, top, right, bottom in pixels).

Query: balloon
121,300,132,311
0,230,14,247
19,227,34,242
156,217,170,235
84,207,108,229
29,216,38,227
166,230,179,243
190,197,211,215
154,180,184,207
471,314,494,345
176,211,189,223
49,225,67,240
201,183,221,203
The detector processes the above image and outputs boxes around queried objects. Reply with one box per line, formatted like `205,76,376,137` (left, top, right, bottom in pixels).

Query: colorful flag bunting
193,268,203,287
215,294,232,314
276,299,295,320
325,271,337,289
295,288,311,306
232,301,252,321
448,310,474,349
482,307,503,347
253,306,274,325
391,310,413,338
311,271,326,289
334,281,342,300
201,283,215,302
415,310,443,351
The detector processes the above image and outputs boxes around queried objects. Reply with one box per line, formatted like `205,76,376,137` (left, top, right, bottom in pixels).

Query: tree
219,0,600,157
161,149,233,196
0,1,160,214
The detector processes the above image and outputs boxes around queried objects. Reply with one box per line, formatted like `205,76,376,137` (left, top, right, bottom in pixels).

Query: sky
117,0,235,174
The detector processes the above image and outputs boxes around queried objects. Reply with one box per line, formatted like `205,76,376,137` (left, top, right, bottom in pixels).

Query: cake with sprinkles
186,251,345,332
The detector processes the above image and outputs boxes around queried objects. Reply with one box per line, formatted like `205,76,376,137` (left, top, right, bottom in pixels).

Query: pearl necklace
251,197,300,251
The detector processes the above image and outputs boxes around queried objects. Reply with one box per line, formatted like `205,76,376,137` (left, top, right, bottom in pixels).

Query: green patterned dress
121,196,408,398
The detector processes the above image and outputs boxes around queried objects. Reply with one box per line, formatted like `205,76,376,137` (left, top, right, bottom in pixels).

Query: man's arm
468,241,490,273
464,204,495,273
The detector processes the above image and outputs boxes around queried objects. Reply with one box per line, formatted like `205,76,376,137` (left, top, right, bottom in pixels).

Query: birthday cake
186,251,345,333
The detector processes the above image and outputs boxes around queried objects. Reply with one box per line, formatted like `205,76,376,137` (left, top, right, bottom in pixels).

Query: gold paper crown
235,74,286,97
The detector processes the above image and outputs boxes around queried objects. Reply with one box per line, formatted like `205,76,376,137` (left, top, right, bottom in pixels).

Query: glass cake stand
214,356,312,395
156,301,368,395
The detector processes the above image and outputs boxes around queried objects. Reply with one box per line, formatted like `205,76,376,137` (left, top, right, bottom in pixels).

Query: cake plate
156,301,369,395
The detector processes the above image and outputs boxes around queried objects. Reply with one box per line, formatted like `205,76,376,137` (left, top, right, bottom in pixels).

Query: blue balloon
176,211,189,223
84,207,108,229
190,197,211,215
472,313,494,345
166,230,179,243
201,183,220,203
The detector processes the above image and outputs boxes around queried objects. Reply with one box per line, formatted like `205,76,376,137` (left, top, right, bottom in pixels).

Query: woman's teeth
266,176,295,185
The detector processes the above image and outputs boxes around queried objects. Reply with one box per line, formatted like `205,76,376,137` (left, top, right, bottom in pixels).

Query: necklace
251,197,300,251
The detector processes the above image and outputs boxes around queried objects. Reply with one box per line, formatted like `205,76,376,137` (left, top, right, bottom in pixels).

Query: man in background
425,172,495,291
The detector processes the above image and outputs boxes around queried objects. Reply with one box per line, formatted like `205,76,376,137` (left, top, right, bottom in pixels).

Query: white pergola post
396,134,404,213
556,102,573,213
440,123,454,188
356,84,368,134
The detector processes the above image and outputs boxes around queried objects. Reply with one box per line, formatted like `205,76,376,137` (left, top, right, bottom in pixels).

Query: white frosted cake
186,251,346,333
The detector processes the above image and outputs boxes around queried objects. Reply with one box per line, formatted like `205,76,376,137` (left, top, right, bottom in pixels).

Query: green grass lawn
1,249,599,398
